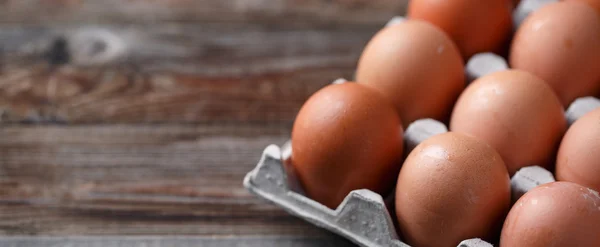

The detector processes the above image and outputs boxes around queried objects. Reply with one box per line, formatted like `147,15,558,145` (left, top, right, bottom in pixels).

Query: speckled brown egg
396,132,510,247
356,20,464,126
450,70,566,175
510,1,600,106
291,82,403,209
408,0,513,59
500,182,600,247
556,108,600,192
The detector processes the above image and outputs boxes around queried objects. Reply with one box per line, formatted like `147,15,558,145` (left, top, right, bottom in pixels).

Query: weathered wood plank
0,124,338,236
0,236,354,247
0,203,328,236
0,65,342,123
0,0,407,25
0,24,377,70
0,22,380,123
0,124,287,199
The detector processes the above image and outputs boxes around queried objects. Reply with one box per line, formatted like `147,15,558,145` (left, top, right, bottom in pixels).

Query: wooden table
0,1,406,246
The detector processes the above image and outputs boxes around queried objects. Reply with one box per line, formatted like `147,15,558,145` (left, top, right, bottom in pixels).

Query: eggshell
395,132,510,247
510,1,600,106
408,0,513,59
556,108,600,192
565,0,600,13
291,83,403,209
500,182,600,246
450,70,566,175
356,20,464,126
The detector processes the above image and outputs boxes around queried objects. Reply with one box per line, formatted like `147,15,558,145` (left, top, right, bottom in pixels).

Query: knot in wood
67,28,126,66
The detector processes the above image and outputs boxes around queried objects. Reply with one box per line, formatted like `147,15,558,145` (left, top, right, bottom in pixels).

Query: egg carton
244,78,600,247
243,8,600,244
243,120,524,246
513,0,558,29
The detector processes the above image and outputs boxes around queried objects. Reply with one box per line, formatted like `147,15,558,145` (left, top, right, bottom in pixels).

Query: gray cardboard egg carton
244,8,598,246
244,94,600,247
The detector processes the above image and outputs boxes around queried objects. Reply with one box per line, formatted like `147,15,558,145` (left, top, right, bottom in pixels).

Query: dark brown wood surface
0,0,407,245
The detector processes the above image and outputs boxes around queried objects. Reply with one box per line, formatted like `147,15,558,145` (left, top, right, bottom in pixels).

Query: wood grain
0,236,354,247
0,23,377,70
0,124,333,236
0,65,345,124
0,22,379,123
0,0,407,26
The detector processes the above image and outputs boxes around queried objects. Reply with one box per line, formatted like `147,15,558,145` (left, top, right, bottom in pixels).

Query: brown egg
396,132,510,247
565,0,600,13
450,70,566,175
356,20,464,126
500,182,600,246
556,108,600,191
408,0,513,59
291,83,403,209
510,1,600,106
